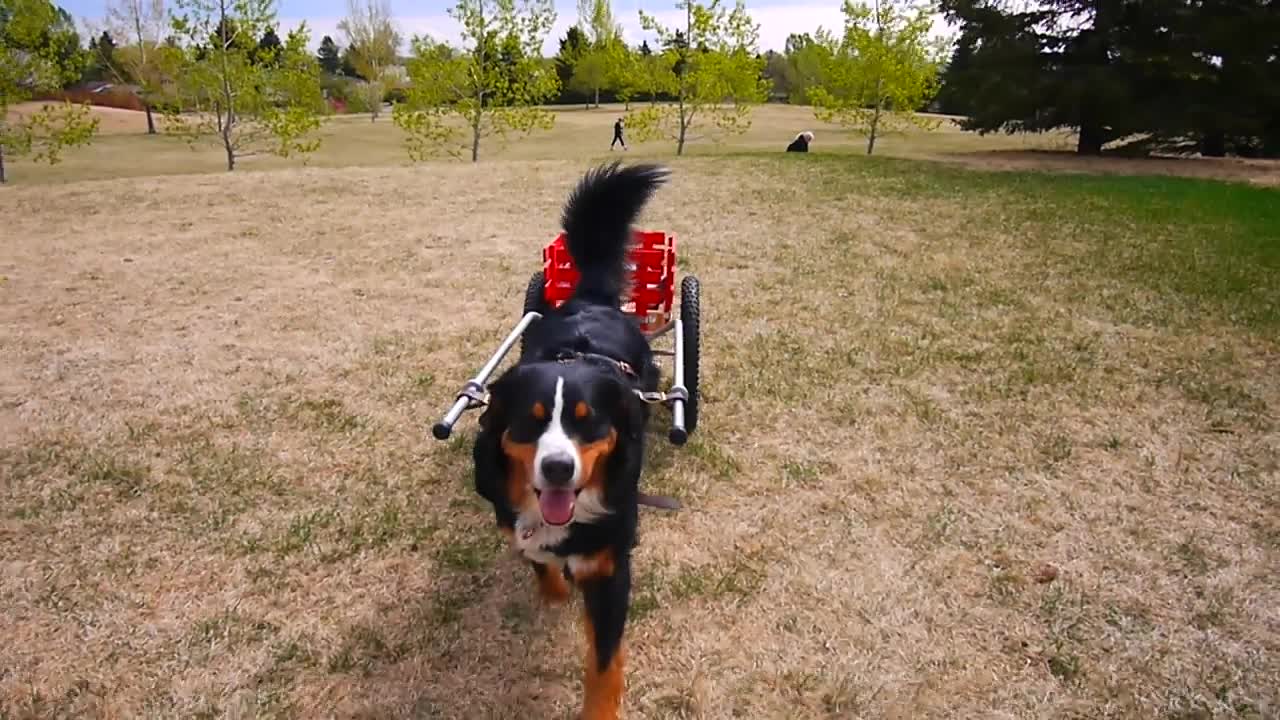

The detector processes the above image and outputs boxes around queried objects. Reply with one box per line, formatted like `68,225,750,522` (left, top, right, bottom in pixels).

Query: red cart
433,230,702,445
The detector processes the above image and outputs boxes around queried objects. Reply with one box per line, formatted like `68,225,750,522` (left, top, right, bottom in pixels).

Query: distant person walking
786,131,814,152
611,118,627,150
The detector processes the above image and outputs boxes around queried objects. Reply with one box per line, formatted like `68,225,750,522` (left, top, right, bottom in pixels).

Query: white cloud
280,2,955,55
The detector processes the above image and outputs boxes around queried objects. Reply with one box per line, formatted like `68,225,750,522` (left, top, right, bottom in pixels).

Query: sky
63,0,953,55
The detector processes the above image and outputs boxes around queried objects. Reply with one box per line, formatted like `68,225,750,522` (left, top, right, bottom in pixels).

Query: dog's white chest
514,514,569,565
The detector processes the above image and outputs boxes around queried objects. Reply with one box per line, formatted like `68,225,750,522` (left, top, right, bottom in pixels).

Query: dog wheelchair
432,230,702,446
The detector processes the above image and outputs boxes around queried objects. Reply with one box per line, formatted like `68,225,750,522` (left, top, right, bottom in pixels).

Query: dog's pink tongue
538,489,575,526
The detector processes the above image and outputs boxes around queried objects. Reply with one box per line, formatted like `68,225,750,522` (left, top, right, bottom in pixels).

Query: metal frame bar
668,318,689,445
432,311,542,440
431,304,695,446
643,320,675,341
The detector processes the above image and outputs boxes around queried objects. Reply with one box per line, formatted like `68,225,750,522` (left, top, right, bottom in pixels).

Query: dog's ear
478,365,522,432
474,370,515,507
604,375,646,444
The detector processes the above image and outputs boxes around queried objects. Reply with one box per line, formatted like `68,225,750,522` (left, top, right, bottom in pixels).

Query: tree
392,0,559,162
86,30,119,82
610,42,639,109
567,0,622,108
578,0,619,44
569,43,611,107
166,0,325,170
808,0,947,155
628,0,768,155
337,0,401,121
255,26,281,64
635,46,675,105
761,49,789,101
0,0,99,183
316,34,341,74
105,0,172,134
931,32,972,116
783,32,830,104
931,0,1152,154
553,24,587,102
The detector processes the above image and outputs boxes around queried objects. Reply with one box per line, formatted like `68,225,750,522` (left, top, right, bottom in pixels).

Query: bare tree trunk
677,102,688,156
0,144,6,184
471,105,481,162
218,0,236,170
135,9,156,135
221,113,235,170
675,0,690,156
594,87,600,108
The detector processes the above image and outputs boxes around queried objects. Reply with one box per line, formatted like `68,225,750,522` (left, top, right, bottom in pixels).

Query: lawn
7,101,1280,186
1,115,1278,719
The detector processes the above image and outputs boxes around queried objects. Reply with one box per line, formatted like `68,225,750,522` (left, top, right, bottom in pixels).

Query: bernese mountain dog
472,162,670,719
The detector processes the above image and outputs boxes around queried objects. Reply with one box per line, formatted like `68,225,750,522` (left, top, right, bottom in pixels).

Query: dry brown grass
1,156,1277,719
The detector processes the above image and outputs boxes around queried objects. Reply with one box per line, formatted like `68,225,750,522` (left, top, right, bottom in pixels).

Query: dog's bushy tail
561,161,669,305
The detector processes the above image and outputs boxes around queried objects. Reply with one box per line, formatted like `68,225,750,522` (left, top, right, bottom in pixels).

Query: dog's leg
532,561,570,604
577,551,630,720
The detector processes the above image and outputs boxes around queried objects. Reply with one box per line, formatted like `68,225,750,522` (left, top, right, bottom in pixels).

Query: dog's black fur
471,162,669,719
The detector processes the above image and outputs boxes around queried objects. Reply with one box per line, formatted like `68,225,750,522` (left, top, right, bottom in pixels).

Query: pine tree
317,35,341,74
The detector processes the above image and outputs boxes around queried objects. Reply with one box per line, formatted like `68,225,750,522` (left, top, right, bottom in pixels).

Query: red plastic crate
542,230,676,333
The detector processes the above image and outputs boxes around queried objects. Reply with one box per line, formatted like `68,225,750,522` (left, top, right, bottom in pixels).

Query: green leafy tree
338,0,401,121
634,42,675,105
808,0,947,155
166,0,325,170
0,0,99,183
316,34,341,74
569,43,611,107
569,0,622,108
105,0,174,134
610,42,639,108
784,32,831,104
392,0,559,162
628,0,767,155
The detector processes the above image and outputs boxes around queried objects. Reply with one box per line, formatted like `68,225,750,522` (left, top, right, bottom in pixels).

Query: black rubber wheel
521,271,546,355
679,274,701,436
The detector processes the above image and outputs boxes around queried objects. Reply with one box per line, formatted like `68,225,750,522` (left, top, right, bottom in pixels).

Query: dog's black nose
540,454,576,486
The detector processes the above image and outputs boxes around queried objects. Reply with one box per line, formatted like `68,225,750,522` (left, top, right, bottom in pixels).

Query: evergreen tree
317,34,341,74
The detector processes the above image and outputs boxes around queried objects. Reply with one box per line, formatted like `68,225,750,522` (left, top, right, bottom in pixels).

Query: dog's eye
574,401,591,420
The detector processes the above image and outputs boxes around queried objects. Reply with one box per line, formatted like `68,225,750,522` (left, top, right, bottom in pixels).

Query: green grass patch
764,153,1280,331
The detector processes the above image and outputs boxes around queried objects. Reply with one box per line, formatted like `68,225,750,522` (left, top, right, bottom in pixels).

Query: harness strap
555,350,638,379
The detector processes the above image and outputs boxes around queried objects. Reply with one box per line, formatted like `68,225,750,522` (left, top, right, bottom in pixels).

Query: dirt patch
6,101,166,136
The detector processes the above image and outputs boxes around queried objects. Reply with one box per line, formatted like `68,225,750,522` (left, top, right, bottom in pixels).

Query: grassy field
1,106,1279,719
7,102,1280,186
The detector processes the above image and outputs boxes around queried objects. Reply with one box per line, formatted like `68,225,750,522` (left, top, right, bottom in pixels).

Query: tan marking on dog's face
575,401,591,420
578,430,618,494
532,401,547,421
501,432,536,507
